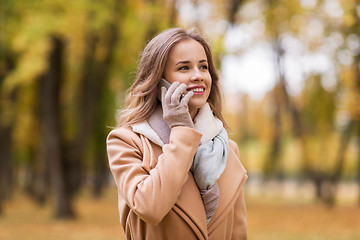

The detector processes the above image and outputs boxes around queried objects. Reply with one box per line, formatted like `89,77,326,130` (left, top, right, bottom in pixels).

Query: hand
161,82,194,128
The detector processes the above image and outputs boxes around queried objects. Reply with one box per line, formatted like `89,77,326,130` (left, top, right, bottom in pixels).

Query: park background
0,0,360,239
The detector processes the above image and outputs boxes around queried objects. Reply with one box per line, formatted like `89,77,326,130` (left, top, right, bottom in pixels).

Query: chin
189,100,207,110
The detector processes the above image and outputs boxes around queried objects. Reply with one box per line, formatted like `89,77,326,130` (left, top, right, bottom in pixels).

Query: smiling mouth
187,87,205,93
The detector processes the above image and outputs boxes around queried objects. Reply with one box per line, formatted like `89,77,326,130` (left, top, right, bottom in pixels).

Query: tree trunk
0,56,15,216
239,94,250,142
0,124,12,216
65,0,121,198
227,0,243,24
40,36,74,218
168,0,178,26
264,41,285,178
91,19,120,197
265,83,282,177
323,120,355,206
91,89,112,197
24,143,49,205
63,30,97,197
92,143,109,197
311,170,324,200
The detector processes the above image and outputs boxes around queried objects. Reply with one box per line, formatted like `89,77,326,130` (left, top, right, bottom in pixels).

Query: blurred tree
212,0,359,206
304,0,360,206
227,0,243,25
262,0,306,178
0,0,183,218
0,56,15,216
302,75,336,203
39,36,74,217
62,0,122,200
0,0,21,216
334,0,360,205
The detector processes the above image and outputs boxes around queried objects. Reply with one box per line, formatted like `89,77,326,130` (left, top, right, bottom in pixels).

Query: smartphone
157,78,171,101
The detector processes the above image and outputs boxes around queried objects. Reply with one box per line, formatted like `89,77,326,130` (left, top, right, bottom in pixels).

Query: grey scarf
191,127,229,190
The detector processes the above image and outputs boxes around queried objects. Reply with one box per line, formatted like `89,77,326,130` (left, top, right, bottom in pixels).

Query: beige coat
107,125,248,240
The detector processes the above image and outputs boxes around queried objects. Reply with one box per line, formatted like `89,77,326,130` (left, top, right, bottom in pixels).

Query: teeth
191,88,204,92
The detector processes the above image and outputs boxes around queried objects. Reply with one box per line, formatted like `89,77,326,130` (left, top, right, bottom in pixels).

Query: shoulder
107,125,134,138
227,138,247,173
228,139,240,158
106,126,143,149
106,126,145,165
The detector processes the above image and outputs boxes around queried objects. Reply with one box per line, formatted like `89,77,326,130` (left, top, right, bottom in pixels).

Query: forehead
168,39,207,61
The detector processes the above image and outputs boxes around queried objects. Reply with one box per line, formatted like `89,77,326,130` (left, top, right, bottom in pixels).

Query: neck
189,106,199,121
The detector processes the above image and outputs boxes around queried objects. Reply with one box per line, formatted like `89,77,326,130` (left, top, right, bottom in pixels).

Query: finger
165,81,180,100
180,90,194,106
171,83,187,104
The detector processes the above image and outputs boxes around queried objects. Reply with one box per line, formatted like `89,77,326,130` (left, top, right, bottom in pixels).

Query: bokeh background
1,0,360,239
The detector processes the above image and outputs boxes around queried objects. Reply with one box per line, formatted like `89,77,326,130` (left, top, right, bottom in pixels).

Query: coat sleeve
230,140,248,240
106,126,202,226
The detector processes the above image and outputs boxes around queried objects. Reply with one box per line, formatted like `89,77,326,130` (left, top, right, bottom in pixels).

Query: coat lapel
207,146,247,231
173,144,247,237
174,172,209,239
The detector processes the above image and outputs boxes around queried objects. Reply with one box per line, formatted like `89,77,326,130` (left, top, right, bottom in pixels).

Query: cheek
206,79,212,99
177,78,188,84
207,77,212,92
166,73,187,84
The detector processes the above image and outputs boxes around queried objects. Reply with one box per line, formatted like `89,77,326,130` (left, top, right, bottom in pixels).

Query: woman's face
163,39,212,118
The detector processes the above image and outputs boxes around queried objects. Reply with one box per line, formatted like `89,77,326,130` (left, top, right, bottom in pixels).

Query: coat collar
132,121,164,147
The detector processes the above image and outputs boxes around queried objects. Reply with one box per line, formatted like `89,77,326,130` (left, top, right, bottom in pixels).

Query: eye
178,66,189,71
200,65,208,70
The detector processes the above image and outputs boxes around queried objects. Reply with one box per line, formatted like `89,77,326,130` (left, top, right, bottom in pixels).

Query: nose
190,69,203,82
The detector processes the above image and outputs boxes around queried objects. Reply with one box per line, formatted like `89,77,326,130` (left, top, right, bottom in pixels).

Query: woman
106,28,248,240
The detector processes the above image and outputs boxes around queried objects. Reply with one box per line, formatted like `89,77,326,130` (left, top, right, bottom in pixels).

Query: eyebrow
175,59,208,66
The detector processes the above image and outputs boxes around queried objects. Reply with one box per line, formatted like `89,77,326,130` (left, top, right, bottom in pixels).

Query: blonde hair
118,28,227,128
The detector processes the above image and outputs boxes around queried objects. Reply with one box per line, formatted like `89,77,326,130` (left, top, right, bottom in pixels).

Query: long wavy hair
117,27,228,128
